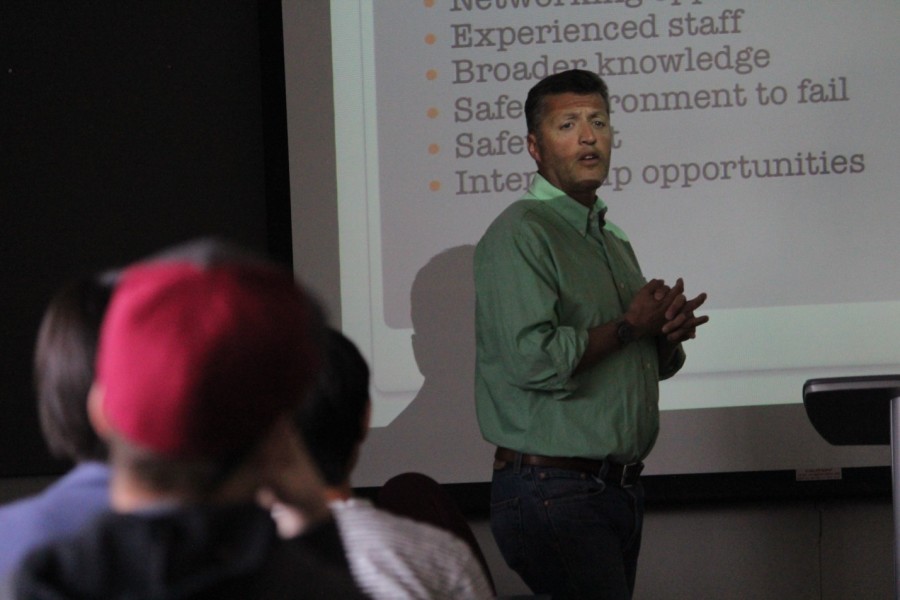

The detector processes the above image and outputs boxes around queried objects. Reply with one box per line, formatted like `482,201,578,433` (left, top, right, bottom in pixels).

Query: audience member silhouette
273,327,494,599
0,272,115,578
4,240,365,599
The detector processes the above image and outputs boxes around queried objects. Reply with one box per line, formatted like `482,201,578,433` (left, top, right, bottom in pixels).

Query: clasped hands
625,278,709,344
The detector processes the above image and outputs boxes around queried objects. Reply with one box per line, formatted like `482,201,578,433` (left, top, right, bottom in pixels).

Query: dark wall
0,0,290,476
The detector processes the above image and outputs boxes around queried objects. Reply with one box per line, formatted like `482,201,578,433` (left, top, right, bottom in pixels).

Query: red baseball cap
95,260,321,459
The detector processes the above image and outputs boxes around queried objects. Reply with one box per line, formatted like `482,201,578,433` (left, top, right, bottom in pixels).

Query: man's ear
527,132,541,164
87,383,111,440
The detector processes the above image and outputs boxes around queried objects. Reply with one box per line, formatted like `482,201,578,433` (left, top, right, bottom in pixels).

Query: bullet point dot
429,180,441,192
427,107,439,119
425,33,436,45
428,143,440,155
426,69,438,81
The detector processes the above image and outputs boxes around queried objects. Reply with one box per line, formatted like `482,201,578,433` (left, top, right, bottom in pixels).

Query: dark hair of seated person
293,328,370,487
34,272,116,463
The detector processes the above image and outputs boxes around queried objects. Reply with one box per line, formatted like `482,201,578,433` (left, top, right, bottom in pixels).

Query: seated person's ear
254,415,330,524
87,383,112,440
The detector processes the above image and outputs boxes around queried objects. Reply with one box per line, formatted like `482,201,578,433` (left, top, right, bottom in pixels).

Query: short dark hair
34,272,116,462
525,69,610,135
294,328,370,487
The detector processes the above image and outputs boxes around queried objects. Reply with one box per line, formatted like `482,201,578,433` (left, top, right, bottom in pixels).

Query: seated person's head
34,272,116,464
87,239,327,509
294,328,371,488
268,329,369,536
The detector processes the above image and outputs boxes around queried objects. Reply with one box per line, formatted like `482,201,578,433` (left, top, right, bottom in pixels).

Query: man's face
527,92,612,207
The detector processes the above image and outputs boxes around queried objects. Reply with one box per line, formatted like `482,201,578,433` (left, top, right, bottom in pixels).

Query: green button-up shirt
474,175,684,463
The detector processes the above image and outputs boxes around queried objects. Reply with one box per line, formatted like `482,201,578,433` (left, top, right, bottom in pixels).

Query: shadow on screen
358,245,494,483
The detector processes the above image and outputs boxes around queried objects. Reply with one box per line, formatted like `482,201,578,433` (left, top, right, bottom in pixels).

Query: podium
803,375,900,600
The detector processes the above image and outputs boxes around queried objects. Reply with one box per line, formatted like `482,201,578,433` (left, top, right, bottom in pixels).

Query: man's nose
578,122,596,144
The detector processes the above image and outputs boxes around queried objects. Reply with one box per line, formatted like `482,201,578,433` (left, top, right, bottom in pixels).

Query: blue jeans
490,460,645,600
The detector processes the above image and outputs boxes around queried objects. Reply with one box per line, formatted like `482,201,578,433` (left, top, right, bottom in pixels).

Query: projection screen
284,0,899,489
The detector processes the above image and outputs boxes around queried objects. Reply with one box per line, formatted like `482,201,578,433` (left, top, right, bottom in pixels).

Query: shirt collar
527,173,608,237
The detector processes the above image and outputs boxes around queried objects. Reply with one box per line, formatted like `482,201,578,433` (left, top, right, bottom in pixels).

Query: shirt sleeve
659,343,686,381
475,213,585,394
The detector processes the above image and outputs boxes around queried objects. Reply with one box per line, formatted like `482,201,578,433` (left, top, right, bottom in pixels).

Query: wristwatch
615,318,637,348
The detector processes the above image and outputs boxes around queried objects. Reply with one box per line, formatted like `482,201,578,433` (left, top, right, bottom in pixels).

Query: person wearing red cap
4,242,366,599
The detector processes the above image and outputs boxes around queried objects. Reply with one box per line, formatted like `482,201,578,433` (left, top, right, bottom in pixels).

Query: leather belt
494,447,643,488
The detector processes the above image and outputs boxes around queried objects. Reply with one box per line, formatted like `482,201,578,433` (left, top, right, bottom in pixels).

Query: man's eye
593,120,607,128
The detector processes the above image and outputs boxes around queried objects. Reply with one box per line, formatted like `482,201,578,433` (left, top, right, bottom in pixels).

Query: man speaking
474,69,708,599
